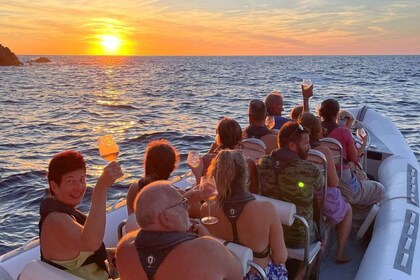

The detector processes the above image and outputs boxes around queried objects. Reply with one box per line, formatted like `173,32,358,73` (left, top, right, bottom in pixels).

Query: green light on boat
298,181,305,188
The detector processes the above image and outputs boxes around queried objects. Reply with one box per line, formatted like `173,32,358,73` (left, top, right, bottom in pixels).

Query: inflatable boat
0,106,419,279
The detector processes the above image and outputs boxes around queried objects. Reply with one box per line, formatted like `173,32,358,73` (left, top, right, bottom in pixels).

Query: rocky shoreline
0,44,22,66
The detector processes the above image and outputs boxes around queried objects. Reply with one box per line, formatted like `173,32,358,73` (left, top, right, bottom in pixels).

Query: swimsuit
244,261,288,280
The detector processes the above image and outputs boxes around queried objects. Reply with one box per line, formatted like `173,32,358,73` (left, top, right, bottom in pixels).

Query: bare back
116,232,242,280
204,200,287,269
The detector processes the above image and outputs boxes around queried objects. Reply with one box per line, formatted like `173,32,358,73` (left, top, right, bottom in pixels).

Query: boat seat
307,149,328,222
118,213,140,240
319,137,343,178
18,260,82,280
216,238,268,279
0,266,13,280
117,219,127,240
254,195,321,278
242,138,267,162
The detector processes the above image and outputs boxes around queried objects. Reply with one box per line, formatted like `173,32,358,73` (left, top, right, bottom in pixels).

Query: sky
1,0,419,55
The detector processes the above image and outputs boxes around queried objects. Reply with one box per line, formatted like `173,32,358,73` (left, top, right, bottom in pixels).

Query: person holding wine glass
199,175,219,225
126,139,180,216
189,117,259,193
264,91,290,130
203,150,288,280
185,150,201,185
39,150,123,280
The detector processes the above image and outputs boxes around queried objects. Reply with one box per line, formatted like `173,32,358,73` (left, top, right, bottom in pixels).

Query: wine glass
357,127,367,139
97,134,125,181
265,116,275,129
199,176,218,225
186,151,200,185
302,78,312,90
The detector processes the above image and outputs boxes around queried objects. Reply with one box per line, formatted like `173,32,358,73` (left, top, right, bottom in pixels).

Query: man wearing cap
243,99,278,153
116,180,242,280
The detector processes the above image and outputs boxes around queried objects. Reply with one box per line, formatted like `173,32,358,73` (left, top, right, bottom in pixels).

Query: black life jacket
221,190,269,258
270,148,301,176
39,198,109,274
135,230,197,280
245,124,271,139
321,120,338,137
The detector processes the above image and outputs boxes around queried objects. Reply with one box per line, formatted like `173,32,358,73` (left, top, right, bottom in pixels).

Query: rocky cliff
0,44,23,66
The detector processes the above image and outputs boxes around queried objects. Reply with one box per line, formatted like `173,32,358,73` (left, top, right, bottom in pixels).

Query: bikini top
222,191,270,259
135,230,198,280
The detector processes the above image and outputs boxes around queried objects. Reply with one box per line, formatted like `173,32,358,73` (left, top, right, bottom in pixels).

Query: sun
99,35,122,54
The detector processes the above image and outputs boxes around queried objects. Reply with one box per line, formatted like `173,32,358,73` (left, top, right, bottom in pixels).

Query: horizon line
17,53,420,57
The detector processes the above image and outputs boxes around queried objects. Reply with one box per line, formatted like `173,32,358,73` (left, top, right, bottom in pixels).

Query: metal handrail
248,260,268,280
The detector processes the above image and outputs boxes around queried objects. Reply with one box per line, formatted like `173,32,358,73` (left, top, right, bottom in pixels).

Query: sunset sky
1,0,419,55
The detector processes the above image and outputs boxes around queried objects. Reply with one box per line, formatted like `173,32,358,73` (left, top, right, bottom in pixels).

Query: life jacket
135,230,197,280
321,120,338,138
244,124,271,139
270,148,301,175
39,198,109,274
221,190,270,258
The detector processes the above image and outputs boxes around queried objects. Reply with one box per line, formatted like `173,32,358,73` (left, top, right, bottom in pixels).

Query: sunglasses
164,197,189,211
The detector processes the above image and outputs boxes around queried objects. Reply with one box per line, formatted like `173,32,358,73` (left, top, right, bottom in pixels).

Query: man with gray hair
116,181,242,280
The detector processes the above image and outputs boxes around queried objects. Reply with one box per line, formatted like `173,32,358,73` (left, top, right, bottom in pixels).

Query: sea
0,55,419,255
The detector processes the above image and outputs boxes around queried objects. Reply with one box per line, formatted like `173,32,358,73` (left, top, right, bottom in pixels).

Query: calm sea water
0,55,419,255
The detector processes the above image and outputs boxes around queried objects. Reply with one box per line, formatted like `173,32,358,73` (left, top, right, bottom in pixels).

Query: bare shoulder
42,211,77,229
116,231,138,264
117,231,137,252
193,236,221,247
127,180,140,197
249,200,278,219
250,199,276,211
190,236,229,255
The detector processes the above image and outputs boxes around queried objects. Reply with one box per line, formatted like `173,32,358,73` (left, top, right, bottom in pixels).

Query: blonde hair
337,110,355,127
207,150,247,204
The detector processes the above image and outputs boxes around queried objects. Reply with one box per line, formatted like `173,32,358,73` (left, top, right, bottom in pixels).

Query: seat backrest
19,260,82,280
254,194,296,226
242,138,267,162
215,238,253,276
254,195,320,268
319,137,343,178
259,133,278,153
